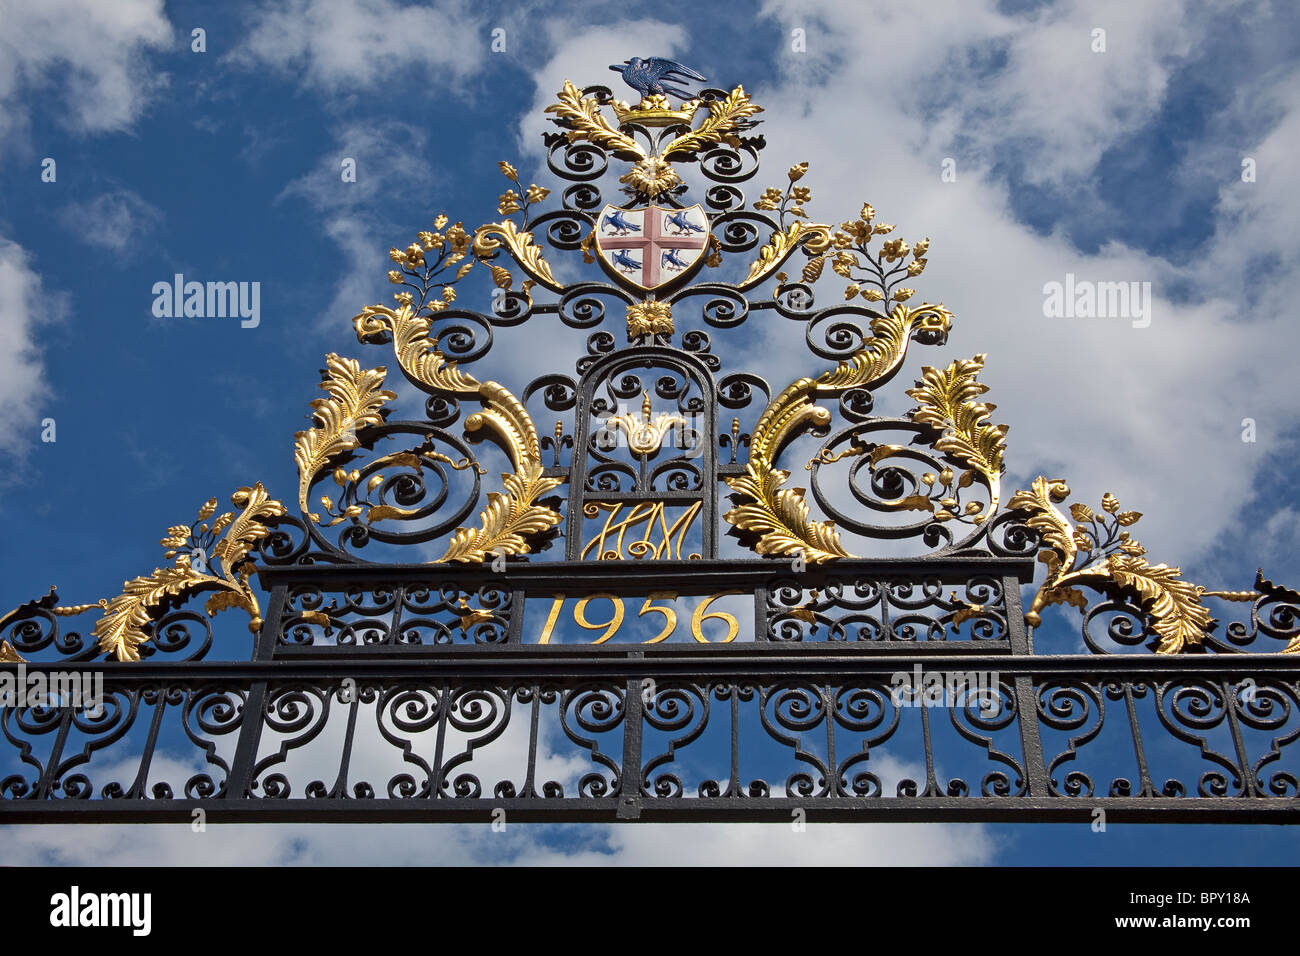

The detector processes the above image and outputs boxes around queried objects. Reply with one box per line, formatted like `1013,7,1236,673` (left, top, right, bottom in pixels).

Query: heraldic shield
594,203,709,291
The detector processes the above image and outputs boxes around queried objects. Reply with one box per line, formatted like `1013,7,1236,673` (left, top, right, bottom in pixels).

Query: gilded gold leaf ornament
92,485,285,662
355,238,561,564
723,463,851,561
293,353,396,522
1009,479,1221,654
626,300,673,338
619,156,683,198
545,81,761,199
353,302,480,393
660,85,763,160
603,391,687,456
742,221,833,289
726,302,955,561
472,219,561,292
904,354,1008,523
544,80,647,159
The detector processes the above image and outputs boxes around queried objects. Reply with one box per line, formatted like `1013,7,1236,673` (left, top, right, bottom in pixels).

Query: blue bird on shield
665,210,705,236
662,248,690,271
608,57,706,100
611,249,642,274
601,210,641,235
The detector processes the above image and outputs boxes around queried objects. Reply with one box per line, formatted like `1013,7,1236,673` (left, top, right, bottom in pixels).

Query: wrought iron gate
2,65,1297,824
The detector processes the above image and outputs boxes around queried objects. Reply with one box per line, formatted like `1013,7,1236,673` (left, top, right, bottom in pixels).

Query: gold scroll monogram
580,501,703,560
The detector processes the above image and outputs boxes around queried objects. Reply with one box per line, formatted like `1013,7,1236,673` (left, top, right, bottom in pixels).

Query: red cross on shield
594,204,709,291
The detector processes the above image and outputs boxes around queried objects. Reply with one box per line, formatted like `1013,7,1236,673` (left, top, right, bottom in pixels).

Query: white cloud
229,0,487,93
0,237,62,459
0,0,171,146
278,118,435,335
721,0,1300,574
0,817,992,866
57,189,163,253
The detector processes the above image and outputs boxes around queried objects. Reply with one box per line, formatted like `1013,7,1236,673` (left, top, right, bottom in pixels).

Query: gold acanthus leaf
905,354,1008,522
1010,477,1214,654
724,465,850,562
354,299,560,562
544,81,647,159
439,459,564,562
1105,552,1213,655
661,85,764,159
353,303,481,393
473,220,561,291
726,303,953,563
92,565,201,663
1007,477,1076,577
293,353,396,519
741,221,833,290
92,484,286,662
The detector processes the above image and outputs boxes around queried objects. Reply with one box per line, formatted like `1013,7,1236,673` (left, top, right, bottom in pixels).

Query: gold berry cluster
385,212,473,314
804,202,930,305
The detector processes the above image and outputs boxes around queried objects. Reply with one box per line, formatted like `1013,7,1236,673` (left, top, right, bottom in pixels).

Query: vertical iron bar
227,582,288,801
618,675,644,818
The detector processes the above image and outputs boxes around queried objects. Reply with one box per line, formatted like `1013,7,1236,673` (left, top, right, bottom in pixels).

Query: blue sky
1,0,1298,864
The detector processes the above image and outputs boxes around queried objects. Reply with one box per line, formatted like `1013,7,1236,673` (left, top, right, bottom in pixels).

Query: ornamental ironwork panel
2,61,1297,823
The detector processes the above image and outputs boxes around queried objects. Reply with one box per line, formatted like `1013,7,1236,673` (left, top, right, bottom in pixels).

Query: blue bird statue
609,57,706,100
611,249,642,274
665,211,705,236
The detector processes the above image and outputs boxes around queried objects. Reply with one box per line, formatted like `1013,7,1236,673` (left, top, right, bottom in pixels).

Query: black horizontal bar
271,640,1017,659
256,555,1039,587
2,653,1296,679
0,796,1295,825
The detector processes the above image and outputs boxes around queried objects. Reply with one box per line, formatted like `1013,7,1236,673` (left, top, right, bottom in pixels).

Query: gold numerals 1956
535,591,744,644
